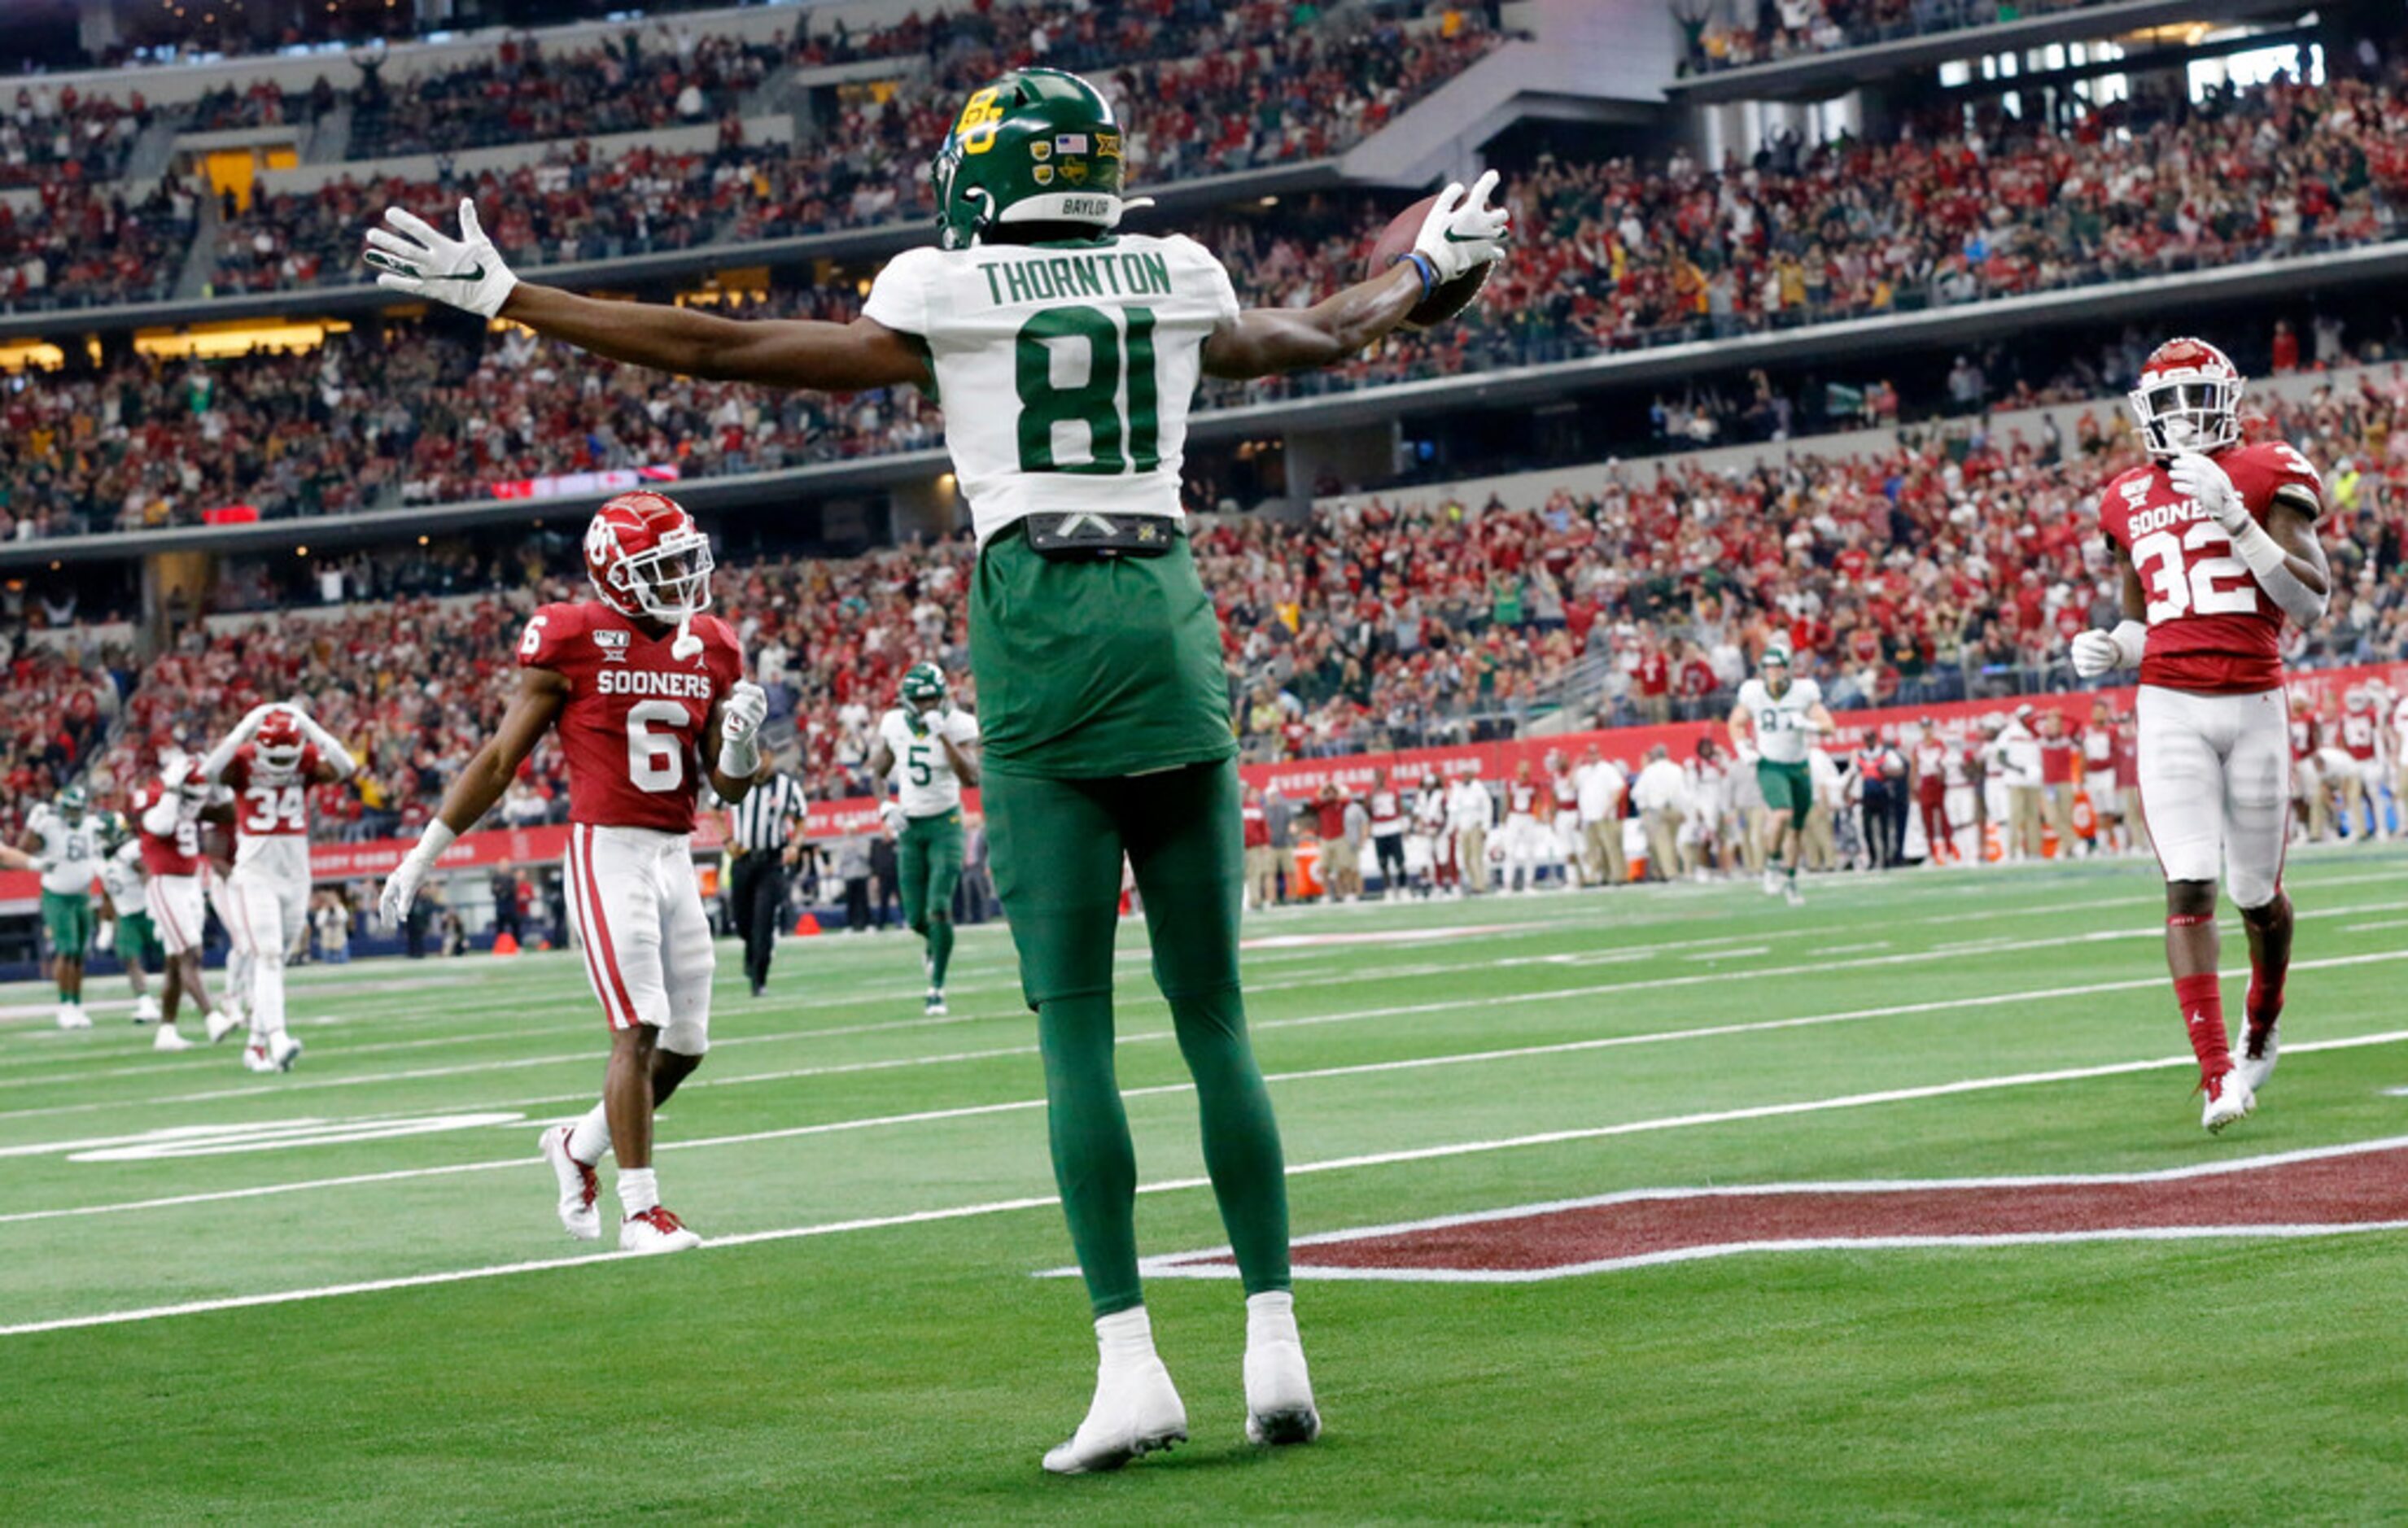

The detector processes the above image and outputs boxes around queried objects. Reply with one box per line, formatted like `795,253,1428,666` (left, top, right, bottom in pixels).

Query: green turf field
5,846,2407,1522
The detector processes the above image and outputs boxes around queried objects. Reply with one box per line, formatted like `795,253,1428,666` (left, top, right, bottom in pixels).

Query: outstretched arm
1204,170,1511,380
365,200,929,392
1202,264,1425,379
501,285,932,392
430,668,567,836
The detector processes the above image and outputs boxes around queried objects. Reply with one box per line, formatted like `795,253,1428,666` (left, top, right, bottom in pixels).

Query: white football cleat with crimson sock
151,1025,194,1053
1044,1307,1188,1474
540,1124,601,1242
2202,1068,2256,1133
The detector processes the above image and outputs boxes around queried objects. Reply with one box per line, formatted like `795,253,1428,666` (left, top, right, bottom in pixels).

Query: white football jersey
1734,676,1823,764
863,234,1239,544
877,705,981,816
99,838,145,908
26,805,103,896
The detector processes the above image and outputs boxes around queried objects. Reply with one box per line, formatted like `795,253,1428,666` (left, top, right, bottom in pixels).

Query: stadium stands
1677,0,2120,76
36,363,2408,846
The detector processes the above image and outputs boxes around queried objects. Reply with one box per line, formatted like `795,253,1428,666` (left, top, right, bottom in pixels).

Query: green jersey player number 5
361,64,1509,1474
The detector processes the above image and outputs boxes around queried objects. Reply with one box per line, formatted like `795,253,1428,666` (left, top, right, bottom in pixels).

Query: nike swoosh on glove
364,199,518,319
1413,169,1512,283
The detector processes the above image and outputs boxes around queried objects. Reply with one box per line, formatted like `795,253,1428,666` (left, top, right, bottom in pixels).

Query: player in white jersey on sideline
199,702,359,1072
1728,646,1834,906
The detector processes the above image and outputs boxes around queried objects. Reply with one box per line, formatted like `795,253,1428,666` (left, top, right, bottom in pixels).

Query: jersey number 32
2131,522,2256,625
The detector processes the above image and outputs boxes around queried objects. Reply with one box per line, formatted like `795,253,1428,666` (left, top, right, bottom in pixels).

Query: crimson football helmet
254,707,306,773
2129,338,2242,458
584,490,714,622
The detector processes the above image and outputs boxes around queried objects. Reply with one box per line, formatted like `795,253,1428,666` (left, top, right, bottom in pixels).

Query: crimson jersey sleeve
518,601,599,679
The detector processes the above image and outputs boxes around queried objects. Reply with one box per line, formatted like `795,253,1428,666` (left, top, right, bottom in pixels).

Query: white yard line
8,951,2406,1229
10,1026,2408,1336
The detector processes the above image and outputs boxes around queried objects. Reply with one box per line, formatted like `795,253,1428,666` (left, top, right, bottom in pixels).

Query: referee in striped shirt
727,757,809,997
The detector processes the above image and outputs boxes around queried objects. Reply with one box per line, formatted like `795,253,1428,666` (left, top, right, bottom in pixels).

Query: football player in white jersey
1727,647,1833,906
19,786,104,1028
94,813,167,1030
199,702,359,1072
365,64,1506,1473
867,661,982,1014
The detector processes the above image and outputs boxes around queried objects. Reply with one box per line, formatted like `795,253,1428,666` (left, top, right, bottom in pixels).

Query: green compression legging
983,756,1290,1316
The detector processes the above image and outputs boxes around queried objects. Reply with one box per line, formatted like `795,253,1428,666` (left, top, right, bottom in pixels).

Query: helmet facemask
597,525,715,623
2130,374,2240,457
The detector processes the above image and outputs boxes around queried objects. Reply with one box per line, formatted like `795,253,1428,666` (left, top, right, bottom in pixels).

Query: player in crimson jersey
131,754,235,1050
2068,338,2330,1133
2332,688,2390,839
380,491,767,1255
199,702,359,1073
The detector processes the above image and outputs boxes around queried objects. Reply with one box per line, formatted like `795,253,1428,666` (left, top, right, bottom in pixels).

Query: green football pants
897,810,964,989
984,757,1291,1316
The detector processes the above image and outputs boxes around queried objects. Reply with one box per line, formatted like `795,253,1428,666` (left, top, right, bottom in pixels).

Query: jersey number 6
627,699,688,793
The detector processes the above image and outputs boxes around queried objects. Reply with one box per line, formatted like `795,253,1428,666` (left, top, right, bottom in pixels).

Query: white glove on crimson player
1412,169,1511,283
2168,452,2249,536
379,821,455,925
363,199,518,319
717,681,770,778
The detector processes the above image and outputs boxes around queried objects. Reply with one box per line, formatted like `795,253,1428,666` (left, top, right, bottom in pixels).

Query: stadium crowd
210,7,1500,296
1676,0,2113,75
11,361,2408,849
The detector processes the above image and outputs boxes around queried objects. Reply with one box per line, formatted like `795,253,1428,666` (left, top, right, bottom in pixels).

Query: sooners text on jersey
2096,442,2320,694
520,600,744,833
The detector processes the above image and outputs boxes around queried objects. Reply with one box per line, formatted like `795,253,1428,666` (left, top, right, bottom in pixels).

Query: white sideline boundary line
9,1028,2408,1337
14,951,2408,1226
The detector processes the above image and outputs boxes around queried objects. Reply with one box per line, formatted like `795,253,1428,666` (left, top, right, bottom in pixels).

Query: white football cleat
205,1010,244,1044
1761,867,1782,897
1042,1356,1187,1475
619,1207,701,1255
1783,880,1805,908
925,989,948,1017
243,1041,277,1073
58,1004,90,1030
2235,1020,2280,1096
541,1125,601,1242
152,1025,195,1053
2201,1068,2256,1134
268,1033,304,1072
1243,1338,1322,1447
133,994,162,1024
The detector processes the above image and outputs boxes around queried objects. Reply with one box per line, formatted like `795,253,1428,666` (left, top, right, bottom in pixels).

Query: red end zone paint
1130,1138,2408,1283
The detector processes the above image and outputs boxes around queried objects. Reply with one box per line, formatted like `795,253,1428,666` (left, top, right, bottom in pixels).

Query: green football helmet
931,68,1149,251
899,662,948,706
58,784,89,819
97,810,129,853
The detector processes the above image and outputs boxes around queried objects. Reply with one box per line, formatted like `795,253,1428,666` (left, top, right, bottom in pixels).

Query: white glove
364,199,518,320
717,680,769,778
2069,619,2147,678
1412,168,1511,284
379,821,455,924
2168,452,2248,536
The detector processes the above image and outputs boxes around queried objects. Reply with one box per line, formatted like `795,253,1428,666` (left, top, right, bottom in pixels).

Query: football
1366,193,1494,329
